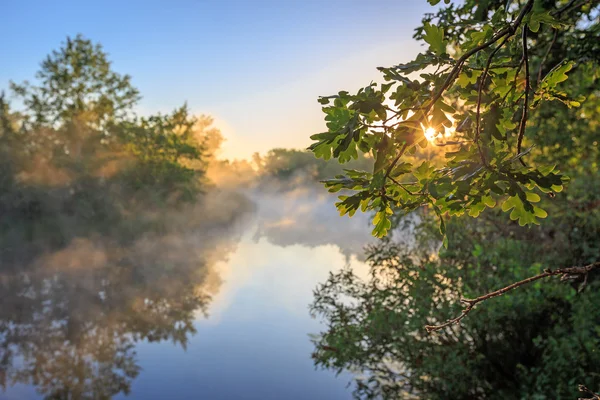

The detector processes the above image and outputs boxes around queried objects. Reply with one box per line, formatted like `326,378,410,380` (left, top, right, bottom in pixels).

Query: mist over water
0,180,376,400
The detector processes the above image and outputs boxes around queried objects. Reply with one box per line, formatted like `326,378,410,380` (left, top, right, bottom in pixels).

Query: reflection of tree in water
0,192,254,399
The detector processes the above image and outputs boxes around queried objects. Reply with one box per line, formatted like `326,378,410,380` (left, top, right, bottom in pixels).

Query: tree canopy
309,0,598,241
11,34,140,128
309,0,600,398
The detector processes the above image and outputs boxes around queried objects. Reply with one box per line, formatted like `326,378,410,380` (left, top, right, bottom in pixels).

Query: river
0,185,376,400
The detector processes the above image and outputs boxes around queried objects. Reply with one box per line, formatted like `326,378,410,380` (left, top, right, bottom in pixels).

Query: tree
11,34,140,129
311,197,600,399
115,104,210,202
309,0,596,239
308,0,599,321
309,0,600,397
6,35,211,204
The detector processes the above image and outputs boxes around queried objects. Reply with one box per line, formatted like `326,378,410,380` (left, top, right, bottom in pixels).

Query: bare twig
517,24,530,167
536,29,558,86
579,384,600,400
425,261,600,333
553,0,592,17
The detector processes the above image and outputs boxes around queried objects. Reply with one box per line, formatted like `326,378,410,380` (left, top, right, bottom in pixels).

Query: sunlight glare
424,127,439,143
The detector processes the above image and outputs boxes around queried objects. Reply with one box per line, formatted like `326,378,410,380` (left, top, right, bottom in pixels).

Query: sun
424,127,439,143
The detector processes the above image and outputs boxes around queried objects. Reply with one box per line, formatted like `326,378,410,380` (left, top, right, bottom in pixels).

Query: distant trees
255,148,373,183
0,35,254,399
3,34,215,203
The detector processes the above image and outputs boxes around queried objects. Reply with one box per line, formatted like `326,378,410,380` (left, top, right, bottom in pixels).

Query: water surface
0,187,374,400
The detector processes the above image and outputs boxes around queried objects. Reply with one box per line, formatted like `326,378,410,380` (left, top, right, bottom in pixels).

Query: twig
579,384,600,400
466,63,521,71
434,140,474,146
389,176,416,195
517,24,530,167
383,142,409,190
426,0,534,115
536,29,558,86
553,0,592,17
475,34,511,167
425,261,600,333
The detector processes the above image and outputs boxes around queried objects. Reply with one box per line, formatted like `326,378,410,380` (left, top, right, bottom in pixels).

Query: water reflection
247,186,375,260
0,185,374,399
0,191,253,399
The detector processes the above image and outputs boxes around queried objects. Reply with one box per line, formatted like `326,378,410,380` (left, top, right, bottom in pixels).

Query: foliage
115,104,209,202
5,34,211,205
310,0,600,398
255,148,373,183
311,203,600,399
309,0,598,240
0,35,255,399
11,34,140,128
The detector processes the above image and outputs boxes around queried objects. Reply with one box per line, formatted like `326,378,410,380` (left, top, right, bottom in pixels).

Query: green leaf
482,195,496,208
468,201,486,217
529,11,567,33
414,161,435,182
423,23,446,55
525,192,541,203
372,208,392,238
539,61,574,90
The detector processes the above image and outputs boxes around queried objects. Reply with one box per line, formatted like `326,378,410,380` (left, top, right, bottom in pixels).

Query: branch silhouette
425,261,600,333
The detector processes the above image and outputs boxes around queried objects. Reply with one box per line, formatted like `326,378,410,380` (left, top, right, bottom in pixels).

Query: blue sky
1,0,437,159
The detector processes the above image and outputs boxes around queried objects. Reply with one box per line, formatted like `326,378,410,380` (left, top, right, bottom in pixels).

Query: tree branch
425,261,600,333
383,142,409,184
536,29,558,86
475,34,511,167
553,0,592,17
426,0,534,115
389,176,417,196
517,24,531,167
579,385,600,400
381,0,535,189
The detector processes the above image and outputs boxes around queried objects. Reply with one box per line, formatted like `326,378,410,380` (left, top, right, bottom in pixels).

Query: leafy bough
308,0,597,332
309,0,580,242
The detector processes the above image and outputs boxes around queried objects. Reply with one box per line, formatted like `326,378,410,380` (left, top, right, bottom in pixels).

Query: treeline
207,148,373,191
0,36,220,259
0,35,255,398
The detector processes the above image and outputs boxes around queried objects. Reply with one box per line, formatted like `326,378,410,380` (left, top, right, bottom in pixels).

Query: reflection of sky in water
118,238,368,400
247,186,377,261
1,188,374,400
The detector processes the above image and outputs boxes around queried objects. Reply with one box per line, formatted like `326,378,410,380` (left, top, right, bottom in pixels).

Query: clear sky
1,0,438,159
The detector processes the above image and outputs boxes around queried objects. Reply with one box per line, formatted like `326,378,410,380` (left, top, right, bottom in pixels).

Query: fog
0,158,387,399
